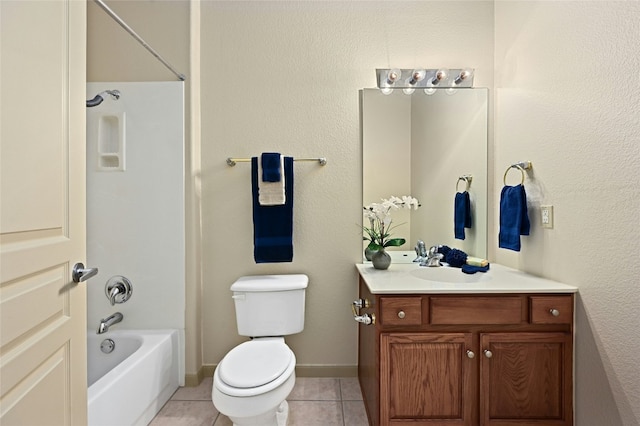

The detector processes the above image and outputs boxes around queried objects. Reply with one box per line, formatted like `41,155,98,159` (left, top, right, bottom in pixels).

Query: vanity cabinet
357,278,574,426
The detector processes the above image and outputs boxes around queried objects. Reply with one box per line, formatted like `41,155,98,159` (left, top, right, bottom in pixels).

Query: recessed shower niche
97,112,126,171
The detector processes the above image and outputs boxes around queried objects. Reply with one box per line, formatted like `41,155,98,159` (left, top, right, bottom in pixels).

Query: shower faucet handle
105,275,133,305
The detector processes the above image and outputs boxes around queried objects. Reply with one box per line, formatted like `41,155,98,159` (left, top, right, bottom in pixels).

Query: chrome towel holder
503,161,532,185
456,175,473,192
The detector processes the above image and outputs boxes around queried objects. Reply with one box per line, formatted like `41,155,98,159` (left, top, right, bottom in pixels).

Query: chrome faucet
414,240,427,263
97,312,123,334
420,245,444,267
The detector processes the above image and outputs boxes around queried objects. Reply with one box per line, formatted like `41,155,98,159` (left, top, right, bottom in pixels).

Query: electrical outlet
541,205,553,229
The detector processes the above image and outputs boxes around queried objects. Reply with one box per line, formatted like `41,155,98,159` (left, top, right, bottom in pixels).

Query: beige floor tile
149,400,218,426
152,376,368,425
212,413,232,426
288,401,344,426
340,377,363,401
343,400,369,426
288,377,341,401
171,377,213,401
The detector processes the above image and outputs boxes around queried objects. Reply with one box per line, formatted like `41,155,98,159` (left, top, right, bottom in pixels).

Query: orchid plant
363,195,420,251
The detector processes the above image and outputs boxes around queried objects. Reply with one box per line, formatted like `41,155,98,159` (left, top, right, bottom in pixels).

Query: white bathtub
87,329,180,426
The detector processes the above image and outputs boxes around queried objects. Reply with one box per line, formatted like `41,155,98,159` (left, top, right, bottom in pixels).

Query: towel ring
503,165,525,186
456,175,472,192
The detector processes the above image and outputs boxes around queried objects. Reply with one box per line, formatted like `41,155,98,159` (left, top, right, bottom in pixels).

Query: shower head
86,89,121,107
105,89,120,100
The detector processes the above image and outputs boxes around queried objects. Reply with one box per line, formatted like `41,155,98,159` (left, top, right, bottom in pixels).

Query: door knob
483,349,493,358
466,350,475,359
72,262,98,283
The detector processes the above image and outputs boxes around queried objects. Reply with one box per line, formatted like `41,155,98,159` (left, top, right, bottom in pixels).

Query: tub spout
97,312,123,334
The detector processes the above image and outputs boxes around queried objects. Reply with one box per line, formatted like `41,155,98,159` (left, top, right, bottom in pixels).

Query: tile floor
150,377,369,426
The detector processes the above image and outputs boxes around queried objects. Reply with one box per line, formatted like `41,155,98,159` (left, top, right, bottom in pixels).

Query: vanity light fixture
375,68,475,94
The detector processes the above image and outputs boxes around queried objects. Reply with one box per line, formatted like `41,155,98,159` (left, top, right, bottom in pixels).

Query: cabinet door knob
483,349,493,358
549,308,560,317
397,310,406,319
466,350,475,359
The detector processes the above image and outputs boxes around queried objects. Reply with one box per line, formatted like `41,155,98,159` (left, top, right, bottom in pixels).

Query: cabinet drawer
530,296,573,324
430,296,526,325
380,297,422,326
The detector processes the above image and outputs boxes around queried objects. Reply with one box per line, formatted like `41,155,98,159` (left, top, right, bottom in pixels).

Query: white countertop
356,262,578,294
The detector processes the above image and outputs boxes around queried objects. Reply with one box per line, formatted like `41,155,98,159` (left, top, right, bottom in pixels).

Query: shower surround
86,81,186,382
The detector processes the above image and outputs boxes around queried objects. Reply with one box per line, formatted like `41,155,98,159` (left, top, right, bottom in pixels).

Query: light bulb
408,69,426,85
424,87,436,95
380,69,401,94
403,69,426,95
430,69,448,85
454,68,474,85
386,69,401,85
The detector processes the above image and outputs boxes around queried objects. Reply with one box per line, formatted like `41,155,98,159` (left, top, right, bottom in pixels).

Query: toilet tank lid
231,274,309,292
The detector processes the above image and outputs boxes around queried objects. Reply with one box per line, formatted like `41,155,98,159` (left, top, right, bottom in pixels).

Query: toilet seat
215,338,296,398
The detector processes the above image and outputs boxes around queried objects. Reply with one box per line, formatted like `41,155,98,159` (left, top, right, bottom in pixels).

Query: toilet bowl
212,274,308,426
212,337,297,426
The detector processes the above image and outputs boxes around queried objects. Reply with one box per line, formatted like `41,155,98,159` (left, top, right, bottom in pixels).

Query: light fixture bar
376,68,475,90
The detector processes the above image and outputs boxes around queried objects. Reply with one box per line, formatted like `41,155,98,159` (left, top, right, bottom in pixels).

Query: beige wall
85,1,640,423
200,1,494,372
494,2,640,425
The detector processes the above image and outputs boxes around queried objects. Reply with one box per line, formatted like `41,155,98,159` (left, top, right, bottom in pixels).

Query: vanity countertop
356,262,578,294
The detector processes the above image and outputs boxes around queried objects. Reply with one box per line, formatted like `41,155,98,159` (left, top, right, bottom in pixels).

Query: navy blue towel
261,152,282,182
252,156,294,263
461,263,490,274
454,191,472,240
498,184,530,251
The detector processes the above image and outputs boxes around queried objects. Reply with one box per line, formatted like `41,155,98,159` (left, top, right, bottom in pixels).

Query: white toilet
212,274,308,426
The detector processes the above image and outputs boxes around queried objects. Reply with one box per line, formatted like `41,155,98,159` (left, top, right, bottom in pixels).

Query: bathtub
88,329,180,426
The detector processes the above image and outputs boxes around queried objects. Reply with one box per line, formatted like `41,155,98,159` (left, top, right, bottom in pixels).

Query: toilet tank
230,274,308,337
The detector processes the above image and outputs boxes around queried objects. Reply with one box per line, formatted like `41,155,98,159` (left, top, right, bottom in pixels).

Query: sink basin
410,266,491,284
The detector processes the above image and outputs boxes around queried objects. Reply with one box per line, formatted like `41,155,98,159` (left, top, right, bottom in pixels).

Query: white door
1,1,88,424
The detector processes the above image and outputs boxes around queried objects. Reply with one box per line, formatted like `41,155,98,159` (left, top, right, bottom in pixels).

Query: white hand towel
258,156,286,205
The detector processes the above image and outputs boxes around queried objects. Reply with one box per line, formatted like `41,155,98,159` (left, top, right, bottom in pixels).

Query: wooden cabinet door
381,333,476,425
480,332,572,426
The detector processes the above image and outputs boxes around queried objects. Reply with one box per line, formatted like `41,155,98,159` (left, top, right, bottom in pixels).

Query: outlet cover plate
541,205,553,229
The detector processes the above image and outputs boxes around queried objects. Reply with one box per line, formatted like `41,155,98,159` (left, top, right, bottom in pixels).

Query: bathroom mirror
361,88,488,261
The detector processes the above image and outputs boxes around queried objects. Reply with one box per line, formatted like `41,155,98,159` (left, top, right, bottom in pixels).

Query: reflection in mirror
361,88,488,262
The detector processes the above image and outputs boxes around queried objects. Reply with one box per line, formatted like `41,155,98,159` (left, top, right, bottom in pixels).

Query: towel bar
503,161,532,185
227,157,327,167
